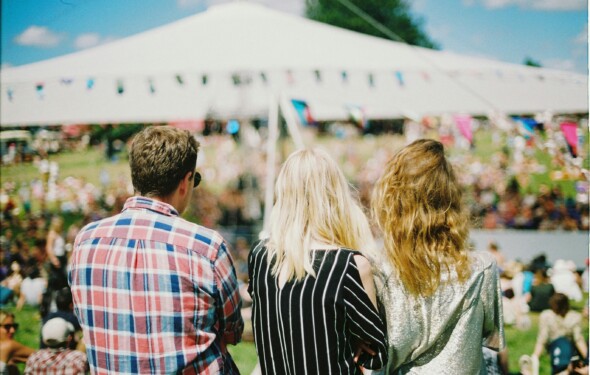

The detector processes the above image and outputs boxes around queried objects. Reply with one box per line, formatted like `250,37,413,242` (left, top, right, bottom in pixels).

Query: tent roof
1,2,587,125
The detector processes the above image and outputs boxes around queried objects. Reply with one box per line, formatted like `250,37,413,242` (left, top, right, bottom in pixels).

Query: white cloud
74,33,118,49
14,26,64,47
466,0,587,10
74,33,101,49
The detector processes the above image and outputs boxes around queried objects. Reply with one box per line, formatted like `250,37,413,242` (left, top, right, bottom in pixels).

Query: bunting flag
148,78,156,94
453,114,473,144
514,117,539,139
560,121,578,157
368,73,375,87
86,78,95,90
7,87,14,102
314,70,322,83
35,83,45,99
116,80,125,95
260,72,268,84
286,70,294,85
346,104,368,129
341,71,348,83
395,70,405,86
291,99,315,126
175,74,184,85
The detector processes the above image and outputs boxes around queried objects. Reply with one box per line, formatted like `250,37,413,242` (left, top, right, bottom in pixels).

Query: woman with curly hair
371,139,505,374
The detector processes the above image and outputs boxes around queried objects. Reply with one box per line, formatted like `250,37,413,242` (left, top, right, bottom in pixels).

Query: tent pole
261,94,280,237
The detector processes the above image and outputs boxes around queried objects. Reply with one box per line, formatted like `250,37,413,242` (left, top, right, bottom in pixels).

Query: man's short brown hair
129,126,200,197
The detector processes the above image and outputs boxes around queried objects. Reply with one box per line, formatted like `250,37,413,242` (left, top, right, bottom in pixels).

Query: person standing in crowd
0,310,35,374
25,317,88,375
46,216,68,291
248,148,388,374
532,293,588,375
69,126,244,374
371,139,504,374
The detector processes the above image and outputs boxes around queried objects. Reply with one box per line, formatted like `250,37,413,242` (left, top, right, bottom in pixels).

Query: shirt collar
122,196,179,217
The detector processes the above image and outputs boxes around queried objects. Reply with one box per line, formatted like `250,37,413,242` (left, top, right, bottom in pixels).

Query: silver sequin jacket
373,251,505,375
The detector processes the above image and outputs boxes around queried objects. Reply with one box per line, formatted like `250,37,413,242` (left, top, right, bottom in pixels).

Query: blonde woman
371,139,504,374
248,148,387,374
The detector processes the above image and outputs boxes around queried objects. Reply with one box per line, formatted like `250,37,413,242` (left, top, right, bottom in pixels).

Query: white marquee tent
1,2,587,126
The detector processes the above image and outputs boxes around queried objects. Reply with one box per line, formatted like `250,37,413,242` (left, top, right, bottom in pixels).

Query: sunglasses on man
193,171,201,188
1,323,19,331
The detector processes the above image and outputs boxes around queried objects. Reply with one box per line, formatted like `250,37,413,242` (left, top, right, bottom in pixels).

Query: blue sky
1,0,587,74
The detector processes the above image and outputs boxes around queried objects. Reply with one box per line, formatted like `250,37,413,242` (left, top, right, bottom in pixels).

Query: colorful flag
35,83,45,99
346,104,368,129
395,71,405,86
560,121,578,157
291,99,315,126
86,78,95,90
514,117,539,140
116,80,124,95
453,114,473,144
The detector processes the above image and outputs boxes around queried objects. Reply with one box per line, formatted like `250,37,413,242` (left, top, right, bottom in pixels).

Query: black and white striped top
248,244,388,374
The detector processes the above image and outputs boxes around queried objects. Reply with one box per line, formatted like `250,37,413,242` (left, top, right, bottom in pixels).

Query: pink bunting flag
453,114,473,144
560,121,578,157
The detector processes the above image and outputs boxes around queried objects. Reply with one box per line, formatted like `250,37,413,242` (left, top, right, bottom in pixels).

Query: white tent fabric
1,2,587,126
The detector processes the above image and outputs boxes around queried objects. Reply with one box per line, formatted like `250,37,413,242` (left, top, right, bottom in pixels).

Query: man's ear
180,171,193,194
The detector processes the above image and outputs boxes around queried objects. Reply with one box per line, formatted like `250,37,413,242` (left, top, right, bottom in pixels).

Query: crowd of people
0,125,588,374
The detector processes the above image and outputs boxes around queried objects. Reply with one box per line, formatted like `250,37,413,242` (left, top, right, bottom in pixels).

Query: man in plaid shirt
69,127,243,374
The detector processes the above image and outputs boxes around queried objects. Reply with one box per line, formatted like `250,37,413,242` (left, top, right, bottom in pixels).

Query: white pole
261,94,280,236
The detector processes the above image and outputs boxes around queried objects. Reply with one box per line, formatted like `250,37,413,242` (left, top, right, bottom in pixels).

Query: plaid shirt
24,348,88,374
69,197,243,374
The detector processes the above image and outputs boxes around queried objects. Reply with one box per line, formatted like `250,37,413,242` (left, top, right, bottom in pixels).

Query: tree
305,0,438,49
523,56,542,68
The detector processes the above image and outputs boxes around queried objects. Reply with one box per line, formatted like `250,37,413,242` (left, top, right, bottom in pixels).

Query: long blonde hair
267,148,374,281
372,139,471,297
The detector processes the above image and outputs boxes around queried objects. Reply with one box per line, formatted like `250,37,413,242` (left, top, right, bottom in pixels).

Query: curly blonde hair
372,139,471,297
267,148,374,281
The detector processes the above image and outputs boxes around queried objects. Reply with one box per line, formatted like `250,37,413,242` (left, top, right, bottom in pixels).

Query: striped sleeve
214,241,244,345
343,254,388,370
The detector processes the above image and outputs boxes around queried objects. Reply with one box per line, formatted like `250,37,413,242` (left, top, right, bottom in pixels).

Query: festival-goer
248,148,387,374
371,139,505,374
0,310,35,374
527,267,555,312
45,216,68,291
532,293,588,375
25,317,88,375
69,126,244,374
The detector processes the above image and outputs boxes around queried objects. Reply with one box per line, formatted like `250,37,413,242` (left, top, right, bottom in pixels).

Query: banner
346,104,368,129
560,121,578,157
453,114,473,144
291,99,315,126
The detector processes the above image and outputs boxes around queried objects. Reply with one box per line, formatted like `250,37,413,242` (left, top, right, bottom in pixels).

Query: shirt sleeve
482,257,506,350
343,254,388,370
214,241,244,345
